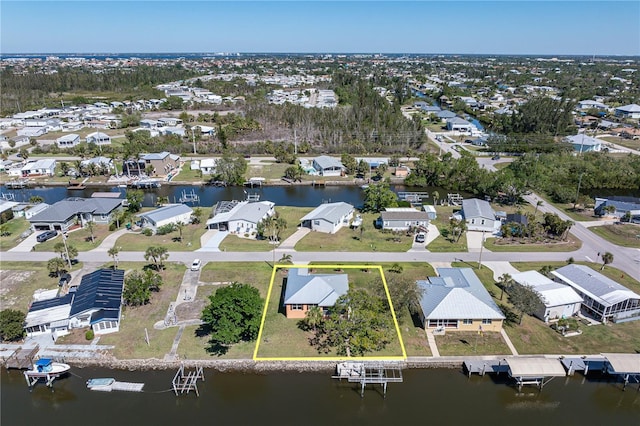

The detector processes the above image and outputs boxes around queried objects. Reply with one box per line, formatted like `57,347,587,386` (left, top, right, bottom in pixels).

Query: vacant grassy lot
115,224,207,251
35,224,111,252
0,218,31,251
247,161,290,181
0,261,83,312
435,331,512,356
174,167,204,183
484,235,582,252
218,206,312,252
589,223,640,248
199,262,272,297
429,206,468,252
295,213,413,252
98,261,186,359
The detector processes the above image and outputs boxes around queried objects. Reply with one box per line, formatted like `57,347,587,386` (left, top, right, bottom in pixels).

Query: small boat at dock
24,358,71,387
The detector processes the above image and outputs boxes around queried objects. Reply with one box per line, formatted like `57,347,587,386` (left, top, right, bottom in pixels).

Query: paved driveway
9,231,43,252
466,231,490,253
197,230,228,252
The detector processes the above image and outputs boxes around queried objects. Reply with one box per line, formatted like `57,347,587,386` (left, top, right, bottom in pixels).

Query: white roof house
206,200,275,237
300,202,354,234
86,131,111,145
461,198,497,232
565,134,602,153
137,204,193,232
56,133,80,148
551,264,640,323
379,207,431,231
21,158,56,177
312,155,345,176
198,158,216,175
615,104,640,119
511,271,583,322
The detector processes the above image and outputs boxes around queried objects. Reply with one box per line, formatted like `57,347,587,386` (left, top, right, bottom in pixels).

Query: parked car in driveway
191,259,202,271
491,155,500,160
36,230,57,242
415,233,426,243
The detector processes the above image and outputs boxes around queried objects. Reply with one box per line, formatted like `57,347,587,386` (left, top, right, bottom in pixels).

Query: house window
482,319,492,325
313,220,320,226
290,304,304,311
462,319,473,325
481,219,485,225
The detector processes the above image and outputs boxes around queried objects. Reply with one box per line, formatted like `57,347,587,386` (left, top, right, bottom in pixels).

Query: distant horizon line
2,52,639,58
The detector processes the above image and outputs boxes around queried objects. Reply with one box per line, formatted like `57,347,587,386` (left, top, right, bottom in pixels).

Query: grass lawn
492,162,511,170
218,206,312,252
538,194,596,222
397,309,431,357
0,218,31,251
435,331,512,356
115,224,207,251
173,167,204,182
247,162,289,180
98,261,186,359
0,261,83,312
589,224,640,248
428,206,468,252
255,266,405,359
295,213,413,252
484,235,582,252
600,136,640,151
34,224,111,252
178,324,257,360
199,262,273,297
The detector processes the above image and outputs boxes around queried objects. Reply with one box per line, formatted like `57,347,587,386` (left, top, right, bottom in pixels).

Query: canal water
1,367,638,426
0,184,455,208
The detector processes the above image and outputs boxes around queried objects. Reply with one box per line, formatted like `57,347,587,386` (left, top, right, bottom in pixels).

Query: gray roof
207,201,274,226
313,155,344,170
511,271,583,307
446,117,472,125
284,268,348,307
417,268,505,320
565,134,602,147
380,210,431,221
551,264,640,307
437,110,457,118
141,151,170,160
462,198,495,220
300,202,354,223
138,204,193,223
616,103,640,113
29,198,123,223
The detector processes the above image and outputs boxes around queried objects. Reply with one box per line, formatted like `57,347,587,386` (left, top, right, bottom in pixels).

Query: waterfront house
137,204,193,233
24,293,74,337
551,265,640,323
283,268,349,319
139,152,181,176
28,197,124,232
594,196,640,221
198,158,216,175
299,202,354,234
460,198,497,232
446,117,474,132
81,156,115,173
68,268,125,335
565,134,602,153
436,110,457,121
614,104,640,119
312,155,345,177
21,159,56,177
85,131,111,145
379,207,430,231
206,200,275,236
417,268,505,332
56,133,81,148
511,271,583,323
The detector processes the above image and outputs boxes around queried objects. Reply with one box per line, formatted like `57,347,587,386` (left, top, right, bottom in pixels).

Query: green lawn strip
98,261,186,359
218,206,313,252
492,162,510,170
600,136,640,151
256,266,405,359
115,224,206,251
429,206,468,252
34,224,111,252
589,224,640,248
0,261,84,312
435,331,512,356
397,309,432,357
199,262,272,297
295,213,413,252
247,162,289,180
537,194,595,222
483,235,582,252
0,218,31,251
179,324,256,360
173,167,204,183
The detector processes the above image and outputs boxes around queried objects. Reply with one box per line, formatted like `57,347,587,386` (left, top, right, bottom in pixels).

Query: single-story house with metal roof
312,155,345,176
417,268,505,332
28,197,124,231
206,200,275,236
511,271,583,323
283,267,349,318
85,131,111,145
551,264,640,323
21,159,56,177
565,134,603,153
436,110,457,120
379,207,431,231
81,156,114,172
300,202,354,234
446,117,474,132
594,196,640,220
461,198,497,232
24,293,74,337
137,203,193,233
615,103,640,119
68,269,125,335
56,133,81,148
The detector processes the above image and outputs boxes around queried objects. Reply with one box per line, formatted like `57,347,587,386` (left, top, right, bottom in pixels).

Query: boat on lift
23,358,71,387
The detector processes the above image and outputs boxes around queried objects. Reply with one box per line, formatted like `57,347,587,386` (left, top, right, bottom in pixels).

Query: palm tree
432,190,440,206
278,253,293,264
600,252,614,270
534,200,543,218
108,246,120,269
304,306,324,333
498,273,514,301
175,221,185,242
86,220,95,243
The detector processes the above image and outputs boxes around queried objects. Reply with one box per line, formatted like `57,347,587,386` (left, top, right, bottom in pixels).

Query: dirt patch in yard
175,300,207,321
0,270,35,307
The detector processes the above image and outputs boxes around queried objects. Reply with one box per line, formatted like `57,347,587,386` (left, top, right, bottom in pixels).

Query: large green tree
122,269,164,306
214,152,248,185
508,284,541,325
126,190,144,213
362,182,398,213
0,309,26,341
375,274,423,315
201,283,263,354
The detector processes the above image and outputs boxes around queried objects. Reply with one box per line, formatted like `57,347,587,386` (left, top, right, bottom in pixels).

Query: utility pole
62,231,72,269
574,172,585,210
192,128,197,154
477,230,486,269
294,129,297,155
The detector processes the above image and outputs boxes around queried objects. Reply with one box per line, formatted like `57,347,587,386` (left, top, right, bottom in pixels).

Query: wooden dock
172,364,205,396
4,346,39,370
463,359,510,377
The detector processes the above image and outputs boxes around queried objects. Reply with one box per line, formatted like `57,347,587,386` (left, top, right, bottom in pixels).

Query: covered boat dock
506,357,566,391
602,353,640,391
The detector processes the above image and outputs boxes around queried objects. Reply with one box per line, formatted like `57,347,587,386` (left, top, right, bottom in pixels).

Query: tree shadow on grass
205,341,229,356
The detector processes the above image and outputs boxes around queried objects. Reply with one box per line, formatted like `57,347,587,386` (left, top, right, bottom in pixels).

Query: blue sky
1,1,639,55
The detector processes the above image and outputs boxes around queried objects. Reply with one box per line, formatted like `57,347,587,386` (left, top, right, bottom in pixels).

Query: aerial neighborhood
0,53,639,373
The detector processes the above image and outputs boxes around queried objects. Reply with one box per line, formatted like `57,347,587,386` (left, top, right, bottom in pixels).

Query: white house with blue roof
594,196,640,221
417,268,504,332
206,200,275,237
283,268,349,318
300,202,354,234
565,134,603,153
312,155,345,176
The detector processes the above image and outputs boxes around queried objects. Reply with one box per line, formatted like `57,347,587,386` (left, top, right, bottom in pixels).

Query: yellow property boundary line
253,264,407,361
